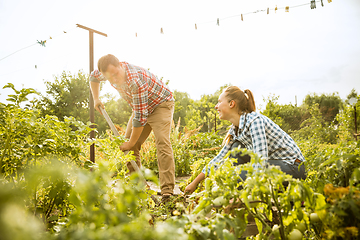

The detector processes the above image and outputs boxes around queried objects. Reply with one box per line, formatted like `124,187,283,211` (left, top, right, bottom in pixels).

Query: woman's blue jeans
230,141,306,185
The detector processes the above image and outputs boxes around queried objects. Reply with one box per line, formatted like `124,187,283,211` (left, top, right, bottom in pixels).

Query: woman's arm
184,172,205,194
184,139,233,194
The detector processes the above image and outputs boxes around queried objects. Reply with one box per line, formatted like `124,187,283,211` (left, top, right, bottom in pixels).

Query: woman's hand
184,181,198,195
184,172,206,195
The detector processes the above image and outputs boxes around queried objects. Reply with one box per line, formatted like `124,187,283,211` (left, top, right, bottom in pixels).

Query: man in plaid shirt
89,54,175,197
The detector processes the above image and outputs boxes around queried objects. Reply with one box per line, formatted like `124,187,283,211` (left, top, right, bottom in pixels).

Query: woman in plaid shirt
185,86,306,194
89,54,175,198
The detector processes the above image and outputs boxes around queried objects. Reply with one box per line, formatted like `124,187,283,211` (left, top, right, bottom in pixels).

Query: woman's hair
97,54,120,73
222,86,256,145
223,86,256,114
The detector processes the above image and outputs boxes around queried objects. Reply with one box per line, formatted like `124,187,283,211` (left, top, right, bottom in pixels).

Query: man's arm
120,126,144,151
89,70,107,113
125,113,134,139
90,81,104,113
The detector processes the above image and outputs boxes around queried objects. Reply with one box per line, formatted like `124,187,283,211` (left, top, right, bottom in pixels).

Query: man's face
103,64,125,86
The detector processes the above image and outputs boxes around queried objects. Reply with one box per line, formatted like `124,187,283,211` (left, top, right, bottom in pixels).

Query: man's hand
90,81,104,113
94,99,105,114
120,141,134,152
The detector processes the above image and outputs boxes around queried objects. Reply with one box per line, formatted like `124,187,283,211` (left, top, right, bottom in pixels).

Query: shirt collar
118,62,131,88
228,113,247,139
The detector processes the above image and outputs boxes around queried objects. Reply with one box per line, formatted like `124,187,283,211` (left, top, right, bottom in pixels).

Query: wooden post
214,112,217,132
76,24,107,163
355,105,358,141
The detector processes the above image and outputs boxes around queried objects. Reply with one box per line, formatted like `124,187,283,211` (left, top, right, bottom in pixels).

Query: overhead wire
195,0,323,27
0,26,77,63
0,0,331,64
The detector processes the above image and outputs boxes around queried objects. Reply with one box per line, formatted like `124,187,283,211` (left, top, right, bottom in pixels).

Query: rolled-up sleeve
89,69,107,82
202,143,232,175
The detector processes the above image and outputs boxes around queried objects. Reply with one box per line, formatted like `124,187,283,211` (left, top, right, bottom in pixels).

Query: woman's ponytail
244,89,256,112
224,86,256,114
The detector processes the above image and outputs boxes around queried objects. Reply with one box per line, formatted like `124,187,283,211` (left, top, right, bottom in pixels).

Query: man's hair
97,54,119,73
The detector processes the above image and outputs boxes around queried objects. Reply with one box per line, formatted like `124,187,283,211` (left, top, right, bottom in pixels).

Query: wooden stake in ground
76,24,107,163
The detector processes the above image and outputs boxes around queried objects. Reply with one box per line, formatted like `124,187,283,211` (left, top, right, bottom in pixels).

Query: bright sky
1,0,359,110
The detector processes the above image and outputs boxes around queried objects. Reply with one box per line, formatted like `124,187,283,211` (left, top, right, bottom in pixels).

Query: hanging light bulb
285,6,289,12
267,8,269,14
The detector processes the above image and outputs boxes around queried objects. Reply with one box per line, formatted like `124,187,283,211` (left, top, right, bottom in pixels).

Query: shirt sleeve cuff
132,118,143,127
89,75,100,83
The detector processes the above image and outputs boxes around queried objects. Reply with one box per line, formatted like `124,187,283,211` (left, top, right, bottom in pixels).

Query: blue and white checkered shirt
202,112,305,175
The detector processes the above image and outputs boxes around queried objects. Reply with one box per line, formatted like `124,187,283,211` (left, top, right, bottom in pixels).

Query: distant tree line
30,71,359,142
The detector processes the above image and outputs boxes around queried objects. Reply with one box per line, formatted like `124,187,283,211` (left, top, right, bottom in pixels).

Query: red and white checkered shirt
90,62,174,127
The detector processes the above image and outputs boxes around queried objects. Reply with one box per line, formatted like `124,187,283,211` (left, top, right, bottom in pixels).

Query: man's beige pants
125,101,175,195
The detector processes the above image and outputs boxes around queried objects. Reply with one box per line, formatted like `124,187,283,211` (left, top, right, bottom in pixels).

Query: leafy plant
177,149,326,240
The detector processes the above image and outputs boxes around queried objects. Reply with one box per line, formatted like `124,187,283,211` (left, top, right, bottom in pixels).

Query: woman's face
215,92,233,120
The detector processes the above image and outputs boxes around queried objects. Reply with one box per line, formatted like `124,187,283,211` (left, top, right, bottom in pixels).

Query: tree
34,71,90,123
173,90,192,131
261,94,309,133
183,85,230,133
303,92,343,123
337,89,359,141
291,103,338,144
